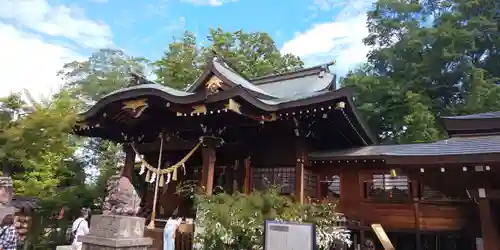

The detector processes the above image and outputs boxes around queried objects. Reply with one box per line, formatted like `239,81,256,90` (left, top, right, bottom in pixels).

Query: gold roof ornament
122,98,149,118
205,75,223,94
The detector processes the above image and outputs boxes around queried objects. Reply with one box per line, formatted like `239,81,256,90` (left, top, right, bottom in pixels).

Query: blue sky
0,0,375,98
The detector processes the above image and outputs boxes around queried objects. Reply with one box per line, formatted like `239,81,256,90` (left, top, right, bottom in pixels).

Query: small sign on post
371,224,395,250
264,220,316,250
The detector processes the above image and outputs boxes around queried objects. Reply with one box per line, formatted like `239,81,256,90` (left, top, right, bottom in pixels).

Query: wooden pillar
201,146,216,195
316,174,322,199
123,146,136,181
412,180,422,250
295,138,305,204
232,160,239,193
478,198,499,250
244,158,252,194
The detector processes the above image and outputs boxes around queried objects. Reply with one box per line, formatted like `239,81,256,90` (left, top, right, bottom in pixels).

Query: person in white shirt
71,208,90,250
163,217,183,250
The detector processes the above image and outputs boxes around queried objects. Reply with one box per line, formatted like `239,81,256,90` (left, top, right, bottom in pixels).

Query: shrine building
73,56,500,250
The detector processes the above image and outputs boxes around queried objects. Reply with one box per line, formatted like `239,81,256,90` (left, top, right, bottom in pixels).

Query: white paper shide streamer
149,172,156,183
166,172,171,185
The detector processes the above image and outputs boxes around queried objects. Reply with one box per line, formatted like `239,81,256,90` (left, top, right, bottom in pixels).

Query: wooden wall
318,163,474,232
358,201,471,230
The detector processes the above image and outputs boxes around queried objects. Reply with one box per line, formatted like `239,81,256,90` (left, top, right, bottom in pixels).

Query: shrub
193,187,351,250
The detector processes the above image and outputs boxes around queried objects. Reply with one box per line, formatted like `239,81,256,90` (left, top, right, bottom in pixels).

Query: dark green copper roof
74,56,376,145
309,135,500,164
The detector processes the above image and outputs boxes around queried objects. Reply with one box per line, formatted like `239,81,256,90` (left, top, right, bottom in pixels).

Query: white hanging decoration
182,163,186,174
166,172,171,184
139,163,146,175
149,172,156,183
172,168,178,181
159,174,165,187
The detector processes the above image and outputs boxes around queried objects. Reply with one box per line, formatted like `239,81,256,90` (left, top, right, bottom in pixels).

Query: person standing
71,208,90,250
163,217,183,250
0,214,17,250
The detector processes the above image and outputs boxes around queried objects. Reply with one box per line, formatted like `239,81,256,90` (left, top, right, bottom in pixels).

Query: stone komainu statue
102,175,141,216
0,177,13,207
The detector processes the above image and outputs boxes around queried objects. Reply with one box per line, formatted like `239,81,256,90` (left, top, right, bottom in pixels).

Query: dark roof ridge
213,56,253,82
441,111,500,120
128,72,154,86
251,62,334,85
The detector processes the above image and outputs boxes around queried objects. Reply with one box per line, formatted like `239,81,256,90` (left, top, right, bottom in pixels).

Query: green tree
343,0,500,143
58,48,147,186
154,29,304,89
0,91,105,248
0,90,82,198
59,48,149,102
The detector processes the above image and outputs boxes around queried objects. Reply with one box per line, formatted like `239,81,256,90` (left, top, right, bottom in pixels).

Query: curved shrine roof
74,56,375,145
78,56,339,120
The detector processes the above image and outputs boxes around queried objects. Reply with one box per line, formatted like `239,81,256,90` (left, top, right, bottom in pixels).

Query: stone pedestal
79,214,152,250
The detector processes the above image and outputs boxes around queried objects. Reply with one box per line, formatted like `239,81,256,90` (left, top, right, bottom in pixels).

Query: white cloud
0,23,84,99
311,0,374,19
282,0,376,76
181,0,238,6
0,0,113,48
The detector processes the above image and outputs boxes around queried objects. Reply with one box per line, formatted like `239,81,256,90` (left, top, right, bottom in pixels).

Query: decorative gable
205,75,223,94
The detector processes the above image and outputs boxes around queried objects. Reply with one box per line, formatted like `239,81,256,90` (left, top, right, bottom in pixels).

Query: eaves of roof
309,135,500,164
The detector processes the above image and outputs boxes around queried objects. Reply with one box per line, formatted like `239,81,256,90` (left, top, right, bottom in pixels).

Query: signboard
264,220,316,250
371,224,395,250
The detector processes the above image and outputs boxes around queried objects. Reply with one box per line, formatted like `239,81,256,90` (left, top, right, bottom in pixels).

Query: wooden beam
123,145,135,181
201,146,216,195
316,174,322,198
135,139,198,153
244,158,252,194
409,178,422,249
136,138,243,153
295,138,305,204
232,160,239,193
478,199,500,250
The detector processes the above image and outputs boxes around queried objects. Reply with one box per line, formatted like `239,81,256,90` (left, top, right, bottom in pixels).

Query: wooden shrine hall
73,56,499,250
310,112,500,250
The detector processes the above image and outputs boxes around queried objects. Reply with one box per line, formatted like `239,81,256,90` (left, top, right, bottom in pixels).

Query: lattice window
365,174,410,200
251,167,295,194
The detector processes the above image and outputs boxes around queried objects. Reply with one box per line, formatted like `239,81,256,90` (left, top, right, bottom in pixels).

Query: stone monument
0,176,15,221
79,175,152,250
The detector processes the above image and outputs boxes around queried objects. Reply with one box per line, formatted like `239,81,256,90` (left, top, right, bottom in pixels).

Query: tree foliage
59,48,149,102
0,91,82,198
343,0,500,143
57,48,146,187
194,188,351,250
153,29,304,89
